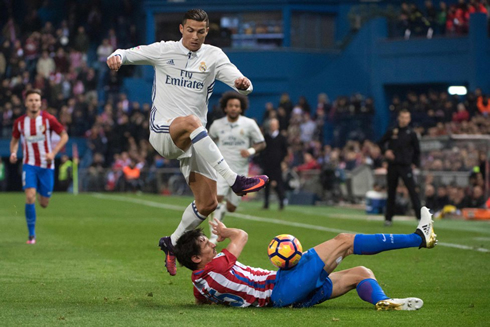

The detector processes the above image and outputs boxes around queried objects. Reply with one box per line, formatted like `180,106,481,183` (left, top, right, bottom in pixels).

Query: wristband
247,147,256,156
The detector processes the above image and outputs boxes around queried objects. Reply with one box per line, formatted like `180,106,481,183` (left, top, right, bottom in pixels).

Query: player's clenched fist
106,54,122,71
234,77,250,90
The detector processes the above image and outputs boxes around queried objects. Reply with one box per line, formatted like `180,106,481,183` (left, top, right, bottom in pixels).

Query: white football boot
415,206,437,249
376,297,424,311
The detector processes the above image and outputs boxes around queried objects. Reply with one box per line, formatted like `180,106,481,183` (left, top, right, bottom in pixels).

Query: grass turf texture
0,193,489,326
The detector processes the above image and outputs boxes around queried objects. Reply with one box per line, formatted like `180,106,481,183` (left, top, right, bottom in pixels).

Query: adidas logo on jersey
166,59,175,65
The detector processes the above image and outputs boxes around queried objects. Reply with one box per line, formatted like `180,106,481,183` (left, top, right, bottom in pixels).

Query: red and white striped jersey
12,111,65,169
192,249,277,307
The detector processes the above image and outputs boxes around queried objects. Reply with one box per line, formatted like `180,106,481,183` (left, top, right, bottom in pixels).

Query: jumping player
106,9,268,276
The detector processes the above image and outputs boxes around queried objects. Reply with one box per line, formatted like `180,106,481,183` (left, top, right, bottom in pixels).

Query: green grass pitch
1,193,489,326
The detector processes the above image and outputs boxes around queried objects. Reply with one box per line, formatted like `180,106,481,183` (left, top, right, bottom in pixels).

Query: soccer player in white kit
208,91,266,244
106,9,268,276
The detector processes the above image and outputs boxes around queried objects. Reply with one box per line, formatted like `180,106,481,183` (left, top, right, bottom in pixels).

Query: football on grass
267,234,303,269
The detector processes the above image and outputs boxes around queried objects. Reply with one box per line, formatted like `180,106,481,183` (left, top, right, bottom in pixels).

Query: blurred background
0,0,489,219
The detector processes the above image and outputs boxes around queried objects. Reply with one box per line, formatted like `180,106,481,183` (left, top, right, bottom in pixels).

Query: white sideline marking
92,194,490,253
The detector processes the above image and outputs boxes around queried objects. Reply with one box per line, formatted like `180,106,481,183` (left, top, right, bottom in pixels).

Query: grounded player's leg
315,211,436,272
329,268,423,311
329,267,388,303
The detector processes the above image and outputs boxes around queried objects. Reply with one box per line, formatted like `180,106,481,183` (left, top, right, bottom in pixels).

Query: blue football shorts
271,248,333,308
22,164,54,198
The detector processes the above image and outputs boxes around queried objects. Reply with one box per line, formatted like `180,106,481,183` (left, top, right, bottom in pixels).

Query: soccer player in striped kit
106,9,268,276
10,89,69,244
174,207,437,310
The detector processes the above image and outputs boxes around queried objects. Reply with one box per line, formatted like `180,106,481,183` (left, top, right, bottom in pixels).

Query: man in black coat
378,109,421,226
261,118,288,210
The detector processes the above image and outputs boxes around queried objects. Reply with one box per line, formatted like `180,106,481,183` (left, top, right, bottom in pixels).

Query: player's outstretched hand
234,77,251,90
107,54,122,71
209,218,227,243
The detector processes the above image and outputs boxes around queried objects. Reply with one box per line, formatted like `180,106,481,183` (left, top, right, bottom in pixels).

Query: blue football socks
353,233,422,255
357,278,389,304
25,203,37,237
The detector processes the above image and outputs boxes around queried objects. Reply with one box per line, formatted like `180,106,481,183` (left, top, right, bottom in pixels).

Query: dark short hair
219,91,249,115
25,89,42,99
174,228,205,271
398,108,410,116
182,9,209,27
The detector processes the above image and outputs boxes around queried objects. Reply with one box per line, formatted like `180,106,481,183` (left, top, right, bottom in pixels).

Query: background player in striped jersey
208,91,266,244
10,89,69,244
174,207,437,310
106,9,268,276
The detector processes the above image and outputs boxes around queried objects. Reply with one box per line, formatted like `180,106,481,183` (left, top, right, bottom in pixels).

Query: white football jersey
109,40,252,129
209,115,264,173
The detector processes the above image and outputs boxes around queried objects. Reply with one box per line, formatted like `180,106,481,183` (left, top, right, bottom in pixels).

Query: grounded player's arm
240,141,266,158
46,131,69,163
210,218,248,259
9,137,19,163
107,42,162,70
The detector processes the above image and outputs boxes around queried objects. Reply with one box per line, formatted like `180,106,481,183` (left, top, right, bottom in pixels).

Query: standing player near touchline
106,9,268,276
208,91,266,244
10,89,69,244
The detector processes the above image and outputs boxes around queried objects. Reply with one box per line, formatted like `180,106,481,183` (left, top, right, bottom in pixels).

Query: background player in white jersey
208,91,266,244
106,9,268,276
10,89,69,244
174,207,437,309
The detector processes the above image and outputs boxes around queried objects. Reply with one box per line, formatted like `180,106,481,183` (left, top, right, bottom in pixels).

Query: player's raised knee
355,266,375,279
334,233,355,244
184,115,203,130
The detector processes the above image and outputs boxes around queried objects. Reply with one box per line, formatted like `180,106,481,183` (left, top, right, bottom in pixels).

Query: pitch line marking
92,194,489,253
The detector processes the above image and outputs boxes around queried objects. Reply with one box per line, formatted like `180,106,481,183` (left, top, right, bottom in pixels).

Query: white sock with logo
190,126,237,185
171,201,206,245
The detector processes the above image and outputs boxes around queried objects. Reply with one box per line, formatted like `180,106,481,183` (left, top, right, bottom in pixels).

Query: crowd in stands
395,0,489,39
0,1,488,212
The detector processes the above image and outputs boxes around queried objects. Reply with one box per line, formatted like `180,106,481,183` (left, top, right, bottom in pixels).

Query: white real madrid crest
199,62,207,72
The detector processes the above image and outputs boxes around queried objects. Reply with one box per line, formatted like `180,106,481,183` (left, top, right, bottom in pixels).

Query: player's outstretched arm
210,218,248,259
107,42,163,70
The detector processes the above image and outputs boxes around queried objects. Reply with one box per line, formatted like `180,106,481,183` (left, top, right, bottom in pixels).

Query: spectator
0,157,6,191
122,159,143,192
423,184,437,209
295,152,321,172
452,103,470,122
36,50,55,78
462,185,486,208
73,26,90,54
58,155,73,192
435,185,450,212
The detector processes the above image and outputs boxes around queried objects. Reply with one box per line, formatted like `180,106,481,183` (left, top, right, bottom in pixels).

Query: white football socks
171,201,206,245
190,126,237,185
